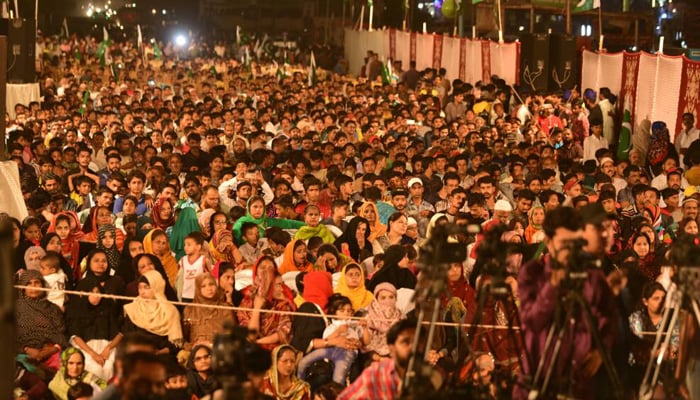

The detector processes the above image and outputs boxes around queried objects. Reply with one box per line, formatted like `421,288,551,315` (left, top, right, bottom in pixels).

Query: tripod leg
423,298,441,364
539,305,574,398
575,295,624,399
639,301,679,399
403,308,425,391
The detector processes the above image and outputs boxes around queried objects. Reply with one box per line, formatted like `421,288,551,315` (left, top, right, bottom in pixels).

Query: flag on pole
572,0,601,12
381,59,391,84
236,26,241,45
110,64,119,81
617,101,632,161
74,47,82,61
61,18,69,38
137,24,143,49
103,26,109,43
308,51,317,87
153,40,162,60
79,90,90,115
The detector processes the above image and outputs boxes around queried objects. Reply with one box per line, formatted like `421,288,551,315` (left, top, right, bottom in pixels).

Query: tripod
639,267,700,400
528,273,623,399
461,276,527,397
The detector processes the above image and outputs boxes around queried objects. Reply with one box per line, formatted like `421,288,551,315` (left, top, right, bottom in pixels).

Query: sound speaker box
7,18,35,83
519,33,550,93
549,33,577,91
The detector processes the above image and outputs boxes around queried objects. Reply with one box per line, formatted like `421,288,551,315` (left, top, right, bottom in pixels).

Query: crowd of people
5,28,700,400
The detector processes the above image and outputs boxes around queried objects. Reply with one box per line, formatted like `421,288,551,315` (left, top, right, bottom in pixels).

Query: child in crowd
297,294,369,385
69,176,96,212
239,222,270,265
295,205,336,244
40,252,67,309
164,360,191,399
266,228,292,266
176,231,211,302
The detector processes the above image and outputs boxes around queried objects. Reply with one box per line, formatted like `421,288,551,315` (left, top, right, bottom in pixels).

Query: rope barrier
15,285,670,337
14,285,519,331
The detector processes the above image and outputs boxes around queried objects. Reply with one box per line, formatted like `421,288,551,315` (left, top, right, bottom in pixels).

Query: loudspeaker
549,33,577,91
7,18,35,83
519,33,550,93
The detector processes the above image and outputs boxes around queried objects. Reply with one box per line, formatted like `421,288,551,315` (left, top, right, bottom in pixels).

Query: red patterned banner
432,34,443,69
619,52,640,121
459,39,467,81
481,41,491,82
410,32,417,62
389,29,397,60
676,58,700,136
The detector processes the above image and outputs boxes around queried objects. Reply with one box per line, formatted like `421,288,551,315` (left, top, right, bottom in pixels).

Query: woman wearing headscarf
83,249,126,300
237,256,296,351
209,228,246,269
211,261,243,306
115,236,144,285
290,271,334,355
232,196,305,244
356,202,387,242
65,274,122,381
278,239,314,274
96,224,121,272
183,273,236,349
47,211,84,278
524,205,545,244
9,215,33,271
41,232,75,289
16,270,69,372
48,347,106,400
372,212,415,254
122,270,183,355
151,197,176,231
334,216,373,263
260,345,311,400
367,244,417,292
24,246,46,271
81,206,125,251
365,283,403,358
647,121,678,175
169,205,201,261
143,228,179,287
335,263,374,311
198,208,217,239
125,254,178,302
186,344,218,398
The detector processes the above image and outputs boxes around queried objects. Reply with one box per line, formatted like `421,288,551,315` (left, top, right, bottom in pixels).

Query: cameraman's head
580,203,613,257
543,207,583,267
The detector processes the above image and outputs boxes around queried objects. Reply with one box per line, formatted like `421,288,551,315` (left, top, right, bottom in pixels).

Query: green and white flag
617,100,632,161
308,51,317,87
572,0,601,12
153,40,162,60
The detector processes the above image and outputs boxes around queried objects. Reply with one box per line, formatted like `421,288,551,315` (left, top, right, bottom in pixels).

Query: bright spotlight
175,34,187,47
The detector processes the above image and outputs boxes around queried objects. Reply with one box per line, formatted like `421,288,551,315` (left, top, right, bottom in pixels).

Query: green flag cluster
617,103,632,161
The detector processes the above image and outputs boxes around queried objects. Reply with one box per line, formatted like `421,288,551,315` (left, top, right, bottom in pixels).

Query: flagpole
497,0,504,43
565,0,571,35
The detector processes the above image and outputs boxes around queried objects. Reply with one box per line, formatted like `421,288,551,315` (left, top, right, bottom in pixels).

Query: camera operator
515,206,620,399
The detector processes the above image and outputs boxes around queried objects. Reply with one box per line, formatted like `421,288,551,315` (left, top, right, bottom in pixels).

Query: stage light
175,34,187,47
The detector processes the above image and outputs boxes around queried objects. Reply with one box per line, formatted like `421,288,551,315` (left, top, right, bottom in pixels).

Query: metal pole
634,18,639,49
566,0,571,35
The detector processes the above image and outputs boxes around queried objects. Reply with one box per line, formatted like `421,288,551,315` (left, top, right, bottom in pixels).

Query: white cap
494,199,513,212
408,177,423,188
407,217,418,226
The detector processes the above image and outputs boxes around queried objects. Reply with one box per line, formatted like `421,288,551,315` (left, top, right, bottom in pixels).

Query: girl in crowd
83,249,125,300
238,256,296,351
356,202,386,242
232,195,305,244
524,205,545,244
48,347,106,400
143,228,179,288
81,206,124,251
278,239,314,274
41,233,75,288
334,216,373,263
122,270,183,355
260,345,311,400
209,227,246,269
96,224,121,272
24,246,46,271
47,212,83,279
629,231,659,281
183,273,236,349
295,205,335,244
115,237,144,285
365,283,403,359
65,273,122,381
212,261,243,306
335,263,374,311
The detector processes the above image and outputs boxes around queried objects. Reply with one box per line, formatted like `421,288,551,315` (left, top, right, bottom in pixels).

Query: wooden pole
565,0,571,35
0,36,6,160
634,19,639,48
